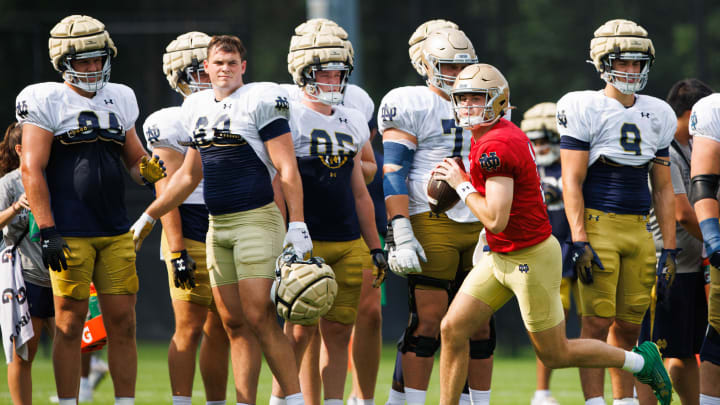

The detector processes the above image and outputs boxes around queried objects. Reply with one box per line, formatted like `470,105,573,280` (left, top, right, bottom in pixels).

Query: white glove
390,216,426,275
130,212,156,251
284,222,313,259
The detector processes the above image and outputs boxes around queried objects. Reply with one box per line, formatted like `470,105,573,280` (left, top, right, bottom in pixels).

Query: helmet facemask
600,52,652,95
180,59,212,95
451,88,506,130
302,61,352,105
425,53,476,97
62,49,112,92
526,130,560,166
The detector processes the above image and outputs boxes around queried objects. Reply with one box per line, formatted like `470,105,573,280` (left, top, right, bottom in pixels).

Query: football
427,157,466,214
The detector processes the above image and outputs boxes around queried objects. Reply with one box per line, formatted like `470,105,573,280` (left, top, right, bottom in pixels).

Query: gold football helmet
420,28,478,96
48,15,117,92
162,31,212,96
287,31,353,105
589,19,655,94
521,102,560,166
408,19,459,77
451,64,509,129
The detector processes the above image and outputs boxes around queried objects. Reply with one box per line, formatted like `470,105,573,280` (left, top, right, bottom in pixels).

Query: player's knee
173,325,203,348
356,300,382,329
56,315,88,341
536,349,569,369
414,309,444,336
581,315,613,338
440,316,463,345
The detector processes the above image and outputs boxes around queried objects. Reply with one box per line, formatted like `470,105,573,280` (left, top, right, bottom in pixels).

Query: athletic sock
206,401,226,405
622,351,644,373
356,399,375,405
269,396,286,405
613,398,637,405
385,389,405,405
172,396,192,405
469,389,491,405
285,392,304,405
700,394,720,405
533,390,551,400
459,392,471,404
405,387,426,405
58,399,77,405
324,400,343,405
115,398,135,405
586,397,606,405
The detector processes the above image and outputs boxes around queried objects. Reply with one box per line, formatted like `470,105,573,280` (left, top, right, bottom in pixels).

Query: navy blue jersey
539,162,572,277
367,149,387,234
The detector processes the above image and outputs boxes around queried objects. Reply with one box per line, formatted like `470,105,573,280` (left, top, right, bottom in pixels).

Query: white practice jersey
690,93,720,143
281,83,375,123
290,101,370,158
556,90,676,166
143,107,205,205
180,82,291,215
16,82,138,136
378,86,476,222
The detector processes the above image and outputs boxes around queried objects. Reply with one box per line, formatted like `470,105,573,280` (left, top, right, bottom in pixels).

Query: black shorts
639,272,707,358
700,325,720,366
26,282,54,319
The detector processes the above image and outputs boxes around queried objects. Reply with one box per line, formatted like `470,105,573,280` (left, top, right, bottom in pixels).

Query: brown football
427,157,466,215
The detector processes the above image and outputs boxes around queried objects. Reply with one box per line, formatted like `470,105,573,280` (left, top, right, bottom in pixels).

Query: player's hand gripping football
40,226,71,271
284,222,313,260
130,212,156,251
569,241,604,284
170,249,196,290
389,216,426,276
139,155,167,184
370,248,388,288
655,248,679,307
433,157,470,189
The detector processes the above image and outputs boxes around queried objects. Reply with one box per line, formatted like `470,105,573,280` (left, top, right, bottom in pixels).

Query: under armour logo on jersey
42,240,49,248
557,110,567,128
518,264,529,273
223,103,232,110
275,96,289,111
146,125,160,144
478,152,500,172
15,100,28,119
587,214,599,221
640,112,651,118
381,105,397,122
690,111,698,131
339,117,348,124
104,99,114,105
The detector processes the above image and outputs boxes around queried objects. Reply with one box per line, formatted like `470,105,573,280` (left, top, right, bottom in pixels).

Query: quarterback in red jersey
432,64,673,405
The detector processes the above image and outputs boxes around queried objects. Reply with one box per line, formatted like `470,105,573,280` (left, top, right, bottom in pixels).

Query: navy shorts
26,282,54,319
700,325,720,366
639,272,707,358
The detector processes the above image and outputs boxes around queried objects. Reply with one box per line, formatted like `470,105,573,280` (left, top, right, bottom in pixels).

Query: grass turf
1,341,649,404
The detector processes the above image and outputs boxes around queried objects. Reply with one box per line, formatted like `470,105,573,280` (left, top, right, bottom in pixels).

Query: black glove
656,248,680,307
169,250,196,290
40,226,70,272
569,241,604,284
371,248,388,288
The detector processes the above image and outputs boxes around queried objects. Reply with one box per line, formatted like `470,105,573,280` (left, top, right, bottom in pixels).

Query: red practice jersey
469,118,553,252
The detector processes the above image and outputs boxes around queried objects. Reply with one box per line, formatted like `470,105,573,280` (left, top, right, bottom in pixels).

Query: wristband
456,181,477,203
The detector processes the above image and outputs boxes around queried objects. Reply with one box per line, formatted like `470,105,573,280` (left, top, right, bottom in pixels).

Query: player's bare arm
20,123,55,228
650,156,677,249
433,158,512,234
674,192,703,240
383,127,417,218
122,127,153,185
145,147,203,220
360,141,377,184
266,131,304,223
691,136,720,223
351,152,382,250
560,148,589,242
152,146,186,252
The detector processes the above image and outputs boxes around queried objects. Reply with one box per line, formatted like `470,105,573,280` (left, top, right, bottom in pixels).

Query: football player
275,18,386,405
141,32,233,405
557,19,678,405
18,15,166,405
635,79,713,405
520,102,576,405
378,22,495,405
433,63,673,405
688,92,720,405
130,35,309,405
269,28,386,405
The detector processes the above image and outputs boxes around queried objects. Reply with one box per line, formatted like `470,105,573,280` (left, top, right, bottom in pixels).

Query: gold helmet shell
420,28,478,96
521,102,560,166
408,19,459,76
451,64,509,129
162,31,212,96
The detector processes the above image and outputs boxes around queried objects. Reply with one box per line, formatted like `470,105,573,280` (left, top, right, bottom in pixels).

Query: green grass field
1,342,655,404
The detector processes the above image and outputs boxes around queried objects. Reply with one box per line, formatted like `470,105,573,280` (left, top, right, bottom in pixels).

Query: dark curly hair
0,122,22,177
